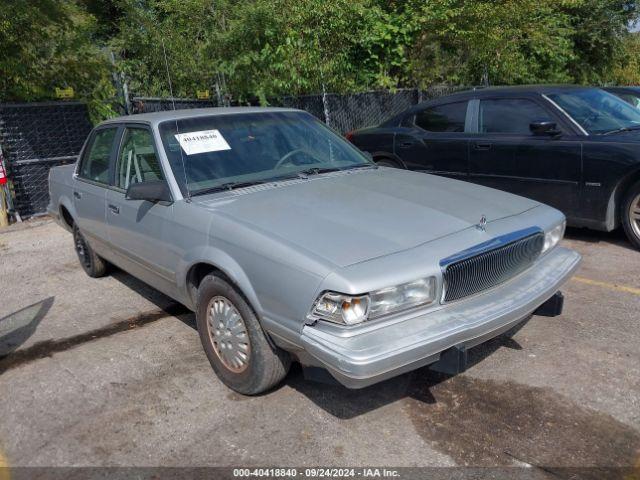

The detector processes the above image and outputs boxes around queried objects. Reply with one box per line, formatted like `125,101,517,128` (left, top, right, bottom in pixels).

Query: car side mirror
125,181,172,203
530,121,561,136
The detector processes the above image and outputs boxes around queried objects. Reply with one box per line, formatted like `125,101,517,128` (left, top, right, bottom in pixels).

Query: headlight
543,221,566,253
310,277,436,326
311,292,370,325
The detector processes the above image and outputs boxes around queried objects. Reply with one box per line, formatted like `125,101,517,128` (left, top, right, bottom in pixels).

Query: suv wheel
196,275,291,395
73,225,107,277
622,180,640,250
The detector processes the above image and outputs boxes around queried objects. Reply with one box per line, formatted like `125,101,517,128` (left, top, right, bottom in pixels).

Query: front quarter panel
175,202,333,346
582,140,640,230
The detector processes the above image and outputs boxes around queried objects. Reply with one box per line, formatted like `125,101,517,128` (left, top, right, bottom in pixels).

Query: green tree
0,0,117,122
110,0,221,99
406,0,576,86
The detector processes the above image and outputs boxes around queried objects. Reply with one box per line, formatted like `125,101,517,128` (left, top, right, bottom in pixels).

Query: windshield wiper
298,164,378,176
297,166,341,176
601,126,640,136
191,180,267,196
339,163,379,171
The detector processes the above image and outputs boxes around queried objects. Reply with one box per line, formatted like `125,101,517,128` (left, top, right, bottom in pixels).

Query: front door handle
73,191,81,199
474,142,492,151
108,204,120,215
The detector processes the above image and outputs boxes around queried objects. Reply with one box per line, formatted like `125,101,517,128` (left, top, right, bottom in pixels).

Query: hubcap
74,231,91,269
206,296,250,373
631,193,640,240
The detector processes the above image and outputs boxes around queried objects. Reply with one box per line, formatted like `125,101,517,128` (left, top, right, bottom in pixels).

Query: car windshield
616,91,640,110
547,88,640,135
158,111,373,196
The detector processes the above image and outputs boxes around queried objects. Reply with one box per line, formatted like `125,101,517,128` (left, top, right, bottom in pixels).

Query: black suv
348,86,640,249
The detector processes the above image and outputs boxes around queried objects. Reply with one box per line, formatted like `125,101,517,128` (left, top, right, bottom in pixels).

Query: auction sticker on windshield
175,129,231,155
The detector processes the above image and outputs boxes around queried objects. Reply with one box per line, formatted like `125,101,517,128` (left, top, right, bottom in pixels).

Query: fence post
0,188,8,227
109,50,131,115
0,151,8,226
321,83,331,129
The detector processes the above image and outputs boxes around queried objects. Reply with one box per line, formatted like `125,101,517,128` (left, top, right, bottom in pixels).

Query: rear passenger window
78,128,117,184
414,102,467,132
479,99,553,134
115,127,164,190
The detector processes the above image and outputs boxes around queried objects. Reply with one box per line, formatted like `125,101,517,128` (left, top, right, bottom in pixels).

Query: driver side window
115,127,164,190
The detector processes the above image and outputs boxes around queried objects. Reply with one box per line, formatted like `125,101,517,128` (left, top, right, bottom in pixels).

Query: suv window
78,128,117,184
115,127,164,190
479,99,553,134
413,102,467,132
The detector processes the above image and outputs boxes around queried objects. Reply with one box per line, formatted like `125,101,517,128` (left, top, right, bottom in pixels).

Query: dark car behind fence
0,86,466,219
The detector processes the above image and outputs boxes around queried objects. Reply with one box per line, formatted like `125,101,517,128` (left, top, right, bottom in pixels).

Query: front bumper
300,246,581,388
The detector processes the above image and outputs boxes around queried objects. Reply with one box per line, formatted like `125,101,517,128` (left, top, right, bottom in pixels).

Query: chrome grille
441,229,544,303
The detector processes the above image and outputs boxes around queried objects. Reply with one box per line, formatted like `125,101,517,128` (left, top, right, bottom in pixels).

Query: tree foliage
0,0,638,119
0,0,118,122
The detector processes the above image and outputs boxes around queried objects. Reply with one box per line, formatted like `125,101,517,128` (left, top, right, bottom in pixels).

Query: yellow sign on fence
55,87,75,99
196,90,210,100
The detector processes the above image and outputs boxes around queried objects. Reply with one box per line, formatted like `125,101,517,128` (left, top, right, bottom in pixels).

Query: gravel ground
0,218,639,477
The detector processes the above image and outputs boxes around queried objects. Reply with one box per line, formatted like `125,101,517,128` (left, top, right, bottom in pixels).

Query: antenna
161,38,191,202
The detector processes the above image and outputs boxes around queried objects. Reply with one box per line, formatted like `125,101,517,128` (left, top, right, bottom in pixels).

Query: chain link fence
131,86,470,134
0,102,92,218
129,96,215,114
0,86,469,219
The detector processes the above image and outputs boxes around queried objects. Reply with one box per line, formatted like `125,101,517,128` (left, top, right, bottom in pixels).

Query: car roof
426,84,596,101
604,86,640,93
377,85,602,127
99,106,302,127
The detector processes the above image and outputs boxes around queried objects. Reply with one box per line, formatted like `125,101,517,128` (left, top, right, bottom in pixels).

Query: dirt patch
404,373,640,478
0,304,188,374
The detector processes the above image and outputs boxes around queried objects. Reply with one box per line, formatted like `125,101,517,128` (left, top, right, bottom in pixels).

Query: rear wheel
73,225,107,277
375,157,403,169
196,275,291,395
621,181,640,250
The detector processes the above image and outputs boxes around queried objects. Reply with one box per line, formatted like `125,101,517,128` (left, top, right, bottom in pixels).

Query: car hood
194,168,539,267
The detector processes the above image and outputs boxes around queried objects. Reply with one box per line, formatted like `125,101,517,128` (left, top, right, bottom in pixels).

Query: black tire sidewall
73,225,103,277
196,275,286,394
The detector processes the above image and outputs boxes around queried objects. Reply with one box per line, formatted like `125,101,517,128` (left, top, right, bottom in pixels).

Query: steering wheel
274,148,324,169
581,111,600,129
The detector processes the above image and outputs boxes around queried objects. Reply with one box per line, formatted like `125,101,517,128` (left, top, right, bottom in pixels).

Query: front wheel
621,181,640,250
196,275,291,395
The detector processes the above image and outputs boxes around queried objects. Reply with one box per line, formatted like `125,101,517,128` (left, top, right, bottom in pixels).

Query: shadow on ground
565,226,636,252
285,324,525,420
111,269,196,329
0,270,195,375
0,297,54,357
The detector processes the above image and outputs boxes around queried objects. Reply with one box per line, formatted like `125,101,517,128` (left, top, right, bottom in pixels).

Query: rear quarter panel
47,163,78,230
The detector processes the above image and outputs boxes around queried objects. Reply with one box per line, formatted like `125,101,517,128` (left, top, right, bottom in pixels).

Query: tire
621,180,640,250
375,158,402,168
73,225,107,278
196,275,291,395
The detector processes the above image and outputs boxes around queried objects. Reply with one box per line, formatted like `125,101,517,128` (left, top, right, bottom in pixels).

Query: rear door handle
73,191,81,199
399,141,416,149
108,204,120,215
474,142,492,151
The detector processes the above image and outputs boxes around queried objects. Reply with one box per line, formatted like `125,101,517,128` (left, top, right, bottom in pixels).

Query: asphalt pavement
0,218,639,475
